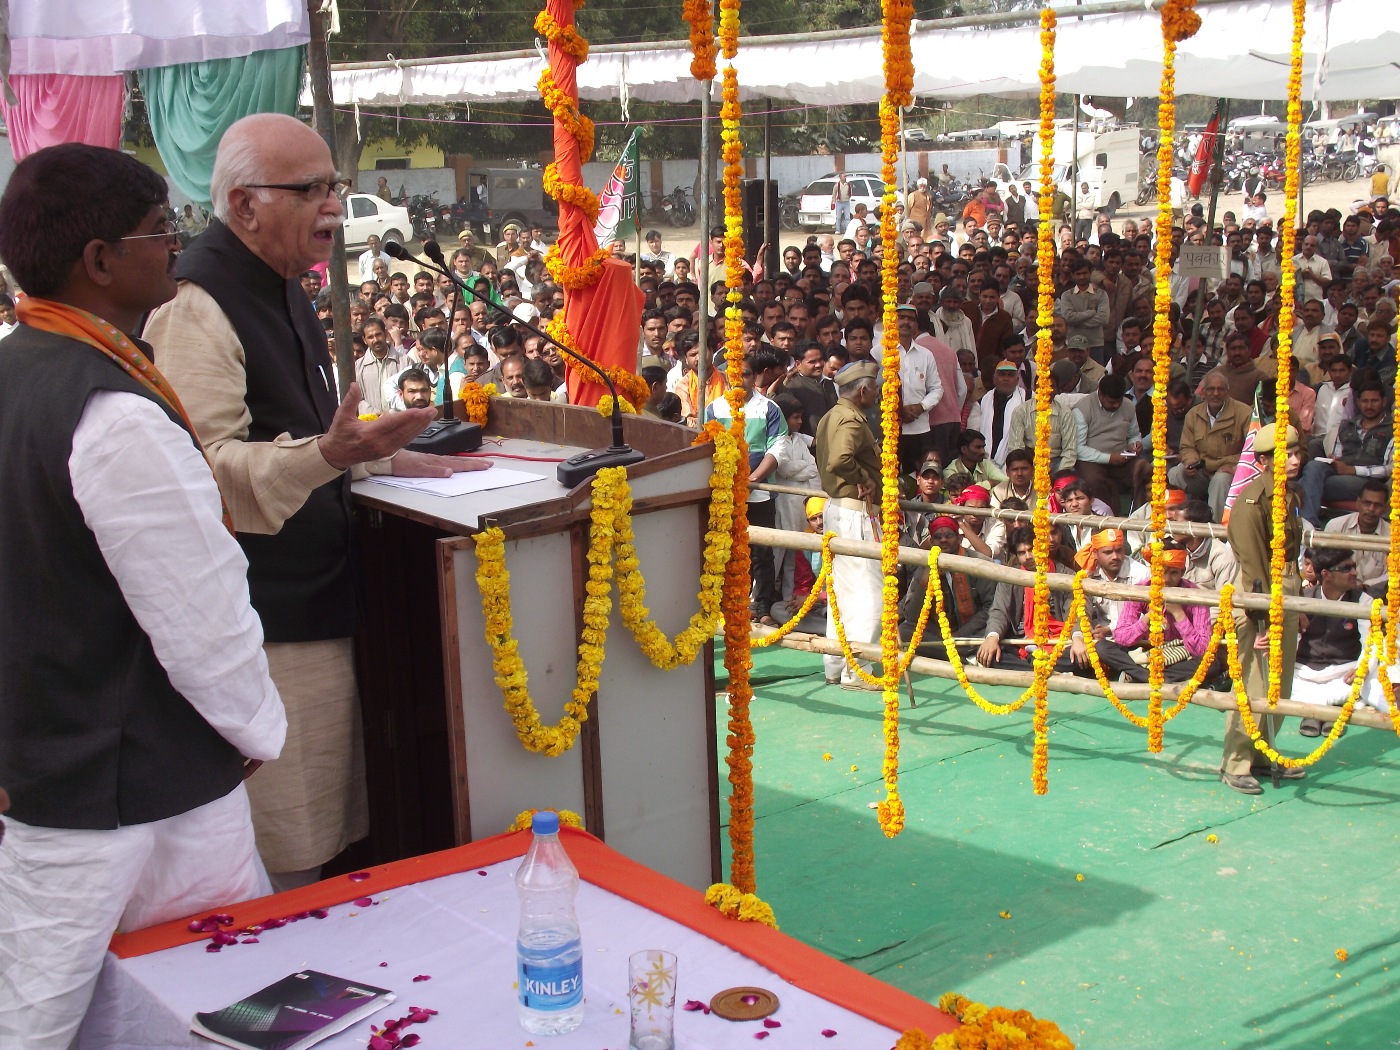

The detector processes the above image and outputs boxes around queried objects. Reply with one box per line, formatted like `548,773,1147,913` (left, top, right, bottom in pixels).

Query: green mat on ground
715,643,1400,1049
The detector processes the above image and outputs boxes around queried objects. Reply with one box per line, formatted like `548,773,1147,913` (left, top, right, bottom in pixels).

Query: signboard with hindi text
1178,245,1226,280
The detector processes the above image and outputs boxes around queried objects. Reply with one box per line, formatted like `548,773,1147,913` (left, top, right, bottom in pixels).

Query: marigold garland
507,808,584,832
1221,587,1377,768
595,394,636,416
1029,6,1059,795
1265,0,1306,710
1145,0,1199,754
704,883,778,929
458,381,495,426
928,991,1075,1050
545,243,611,290
542,162,601,224
533,10,589,61
683,0,717,80
472,468,620,755
538,68,596,161
614,430,740,668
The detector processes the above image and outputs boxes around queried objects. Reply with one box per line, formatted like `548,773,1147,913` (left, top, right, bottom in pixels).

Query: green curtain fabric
140,46,307,208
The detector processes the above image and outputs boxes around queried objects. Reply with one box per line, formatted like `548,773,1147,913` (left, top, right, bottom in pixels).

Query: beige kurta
145,283,370,872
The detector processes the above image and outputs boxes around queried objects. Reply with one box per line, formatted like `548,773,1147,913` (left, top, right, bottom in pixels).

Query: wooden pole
751,627,1400,733
746,524,1383,621
753,481,1392,553
306,0,355,398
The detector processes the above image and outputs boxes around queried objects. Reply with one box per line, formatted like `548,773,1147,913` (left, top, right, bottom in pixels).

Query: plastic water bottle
515,811,584,1034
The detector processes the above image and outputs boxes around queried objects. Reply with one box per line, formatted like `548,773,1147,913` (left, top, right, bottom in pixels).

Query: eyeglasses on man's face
119,219,180,243
244,178,352,202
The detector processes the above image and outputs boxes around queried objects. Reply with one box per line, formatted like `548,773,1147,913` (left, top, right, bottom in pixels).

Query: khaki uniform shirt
815,398,880,501
1226,469,1302,596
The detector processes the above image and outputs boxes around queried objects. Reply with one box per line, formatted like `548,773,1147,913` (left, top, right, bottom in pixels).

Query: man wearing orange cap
1077,529,1150,643
1221,422,1304,794
1104,545,1222,682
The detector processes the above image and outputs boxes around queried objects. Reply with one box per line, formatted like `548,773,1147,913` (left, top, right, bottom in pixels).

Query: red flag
1187,109,1221,197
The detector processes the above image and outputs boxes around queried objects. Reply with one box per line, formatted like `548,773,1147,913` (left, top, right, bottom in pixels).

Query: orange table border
111,828,954,1037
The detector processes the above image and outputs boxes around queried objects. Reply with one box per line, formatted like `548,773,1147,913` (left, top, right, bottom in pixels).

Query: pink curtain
0,74,126,160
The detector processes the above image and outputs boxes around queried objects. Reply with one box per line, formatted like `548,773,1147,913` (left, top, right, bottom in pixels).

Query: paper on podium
364,466,546,498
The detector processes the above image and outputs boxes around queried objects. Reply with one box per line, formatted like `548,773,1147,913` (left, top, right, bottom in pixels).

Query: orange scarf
17,297,234,534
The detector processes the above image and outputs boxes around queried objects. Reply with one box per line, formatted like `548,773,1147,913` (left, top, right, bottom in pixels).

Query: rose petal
310,908,329,919
368,1037,394,1050
741,994,759,1006
213,914,234,926
822,1030,838,1037
763,1018,781,1028
401,1036,421,1047
354,897,375,908
683,1000,706,1012
240,937,260,944
408,1009,432,1024
211,931,238,946
349,871,372,882
204,943,222,953
383,1018,403,1032
380,961,389,967
412,974,431,982
477,870,488,876
187,919,208,933
754,1033,770,1041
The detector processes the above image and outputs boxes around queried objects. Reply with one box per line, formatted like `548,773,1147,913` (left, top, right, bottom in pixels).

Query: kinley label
518,959,583,1010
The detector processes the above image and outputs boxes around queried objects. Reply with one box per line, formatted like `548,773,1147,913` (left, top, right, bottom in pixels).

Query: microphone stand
385,239,644,487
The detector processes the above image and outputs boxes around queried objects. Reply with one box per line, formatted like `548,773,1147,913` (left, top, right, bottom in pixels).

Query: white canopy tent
320,0,1398,109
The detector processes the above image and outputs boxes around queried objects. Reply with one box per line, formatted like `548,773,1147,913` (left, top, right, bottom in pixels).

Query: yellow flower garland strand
1267,0,1306,708
458,380,495,426
507,808,584,833
533,10,589,61
927,992,1076,1050
682,0,717,80
1029,7,1059,795
472,469,623,756
713,0,758,896
704,882,778,929
1221,587,1378,768
1146,0,1199,753
613,432,740,667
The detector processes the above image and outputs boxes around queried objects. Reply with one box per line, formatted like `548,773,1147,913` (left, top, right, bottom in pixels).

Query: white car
342,192,412,248
797,172,886,231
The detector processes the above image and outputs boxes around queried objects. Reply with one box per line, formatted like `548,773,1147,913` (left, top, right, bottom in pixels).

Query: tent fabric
321,0,1399,107
139,46,308,208
0,74,125,160
8,0,310,76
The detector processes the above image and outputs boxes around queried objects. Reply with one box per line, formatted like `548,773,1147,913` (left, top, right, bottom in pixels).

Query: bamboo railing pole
746,525,1382,621
751,627,1399,732
753,482,1391,553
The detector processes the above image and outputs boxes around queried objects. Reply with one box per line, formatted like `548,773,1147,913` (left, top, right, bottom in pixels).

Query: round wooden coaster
709,986,780,1020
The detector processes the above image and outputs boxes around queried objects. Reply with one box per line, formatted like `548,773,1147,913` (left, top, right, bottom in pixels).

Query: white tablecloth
79,858,903,1050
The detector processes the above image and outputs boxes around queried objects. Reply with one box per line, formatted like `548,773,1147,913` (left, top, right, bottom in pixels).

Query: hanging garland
682,0,717,80
1265,0,1306,709
1029,6,1059,795
868,0,915,838
1146,0,1202,753
472,469,622,756
458,381,495,426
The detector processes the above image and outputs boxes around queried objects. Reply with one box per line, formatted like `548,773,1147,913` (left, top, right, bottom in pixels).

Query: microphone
388,239,644,487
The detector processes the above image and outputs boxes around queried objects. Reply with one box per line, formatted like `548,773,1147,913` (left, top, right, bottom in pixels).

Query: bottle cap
532,810,561,835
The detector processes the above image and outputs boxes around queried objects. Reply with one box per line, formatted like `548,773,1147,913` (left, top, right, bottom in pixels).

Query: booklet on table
191,970,395,1050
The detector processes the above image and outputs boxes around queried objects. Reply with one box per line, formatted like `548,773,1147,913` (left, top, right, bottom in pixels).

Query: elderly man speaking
146,114,488,890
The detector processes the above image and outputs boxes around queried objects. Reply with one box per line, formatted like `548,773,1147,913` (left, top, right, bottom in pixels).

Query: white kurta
0,390,286,1050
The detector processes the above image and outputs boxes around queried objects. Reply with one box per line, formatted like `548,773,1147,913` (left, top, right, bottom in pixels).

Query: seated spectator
1219,330,1266,406
951,484,996,559
1077,528,1150,649
1169,369,1252,520
1064,333,1106,394
1005,358,1080,473
943,428,1008,487
1103,544,1222,682
1178,499,1238,613
522,358,556,402
1322,478,1390,598
1311,352,1354,458
1295,547,1390,737
1131,376,1194,506
975,526,1086,672
900,516,998,654
1299,380,1393,526
1073,373,1143,512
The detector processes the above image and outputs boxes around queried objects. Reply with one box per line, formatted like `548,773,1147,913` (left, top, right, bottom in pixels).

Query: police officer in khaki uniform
815,361,883,688
1220,422,1306,794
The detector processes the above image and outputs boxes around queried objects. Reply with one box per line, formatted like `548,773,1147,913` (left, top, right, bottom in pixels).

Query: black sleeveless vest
0,327,244,829
175,221,355,641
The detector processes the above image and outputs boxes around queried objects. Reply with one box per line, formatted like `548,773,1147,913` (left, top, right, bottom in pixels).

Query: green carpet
716,644,1400,1049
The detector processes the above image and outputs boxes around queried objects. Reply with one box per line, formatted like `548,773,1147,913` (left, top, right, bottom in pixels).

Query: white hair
209,113,315,221
837,375,877,399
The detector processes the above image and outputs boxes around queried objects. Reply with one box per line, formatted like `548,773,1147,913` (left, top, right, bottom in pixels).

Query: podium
351,397,723,890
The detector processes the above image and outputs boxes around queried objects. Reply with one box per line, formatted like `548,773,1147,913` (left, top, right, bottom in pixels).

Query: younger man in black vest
0,145,287,1047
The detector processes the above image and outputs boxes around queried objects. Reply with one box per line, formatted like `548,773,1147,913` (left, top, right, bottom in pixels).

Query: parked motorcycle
663,186,695,227
407,194,439,242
